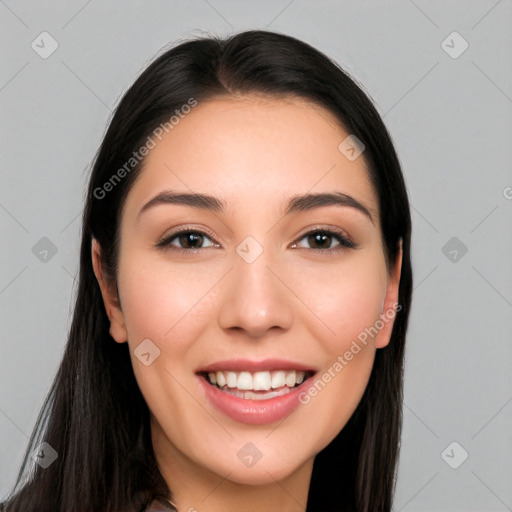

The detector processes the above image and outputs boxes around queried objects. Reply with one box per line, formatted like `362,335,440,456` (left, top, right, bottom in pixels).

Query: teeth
216,371,226,387
253,371,271,391
224,387,292,400
206,370,307,391
271,370,286,389
237,371,253,390
226,371,237,388
285,370,296,387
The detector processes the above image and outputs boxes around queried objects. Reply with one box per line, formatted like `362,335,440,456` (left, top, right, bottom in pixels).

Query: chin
219,462,302,486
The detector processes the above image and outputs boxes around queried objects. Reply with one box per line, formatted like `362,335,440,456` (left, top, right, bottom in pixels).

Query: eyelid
294,224,351,239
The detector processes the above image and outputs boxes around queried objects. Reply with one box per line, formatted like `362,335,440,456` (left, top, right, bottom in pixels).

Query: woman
1,30,412,512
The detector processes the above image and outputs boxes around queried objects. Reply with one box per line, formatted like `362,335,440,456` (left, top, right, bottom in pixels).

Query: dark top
142,498,176,511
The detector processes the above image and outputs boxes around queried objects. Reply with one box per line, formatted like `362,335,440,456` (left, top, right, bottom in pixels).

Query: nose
217,250,294,338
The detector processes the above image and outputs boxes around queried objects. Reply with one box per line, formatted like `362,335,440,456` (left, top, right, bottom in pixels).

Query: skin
92,94,402,512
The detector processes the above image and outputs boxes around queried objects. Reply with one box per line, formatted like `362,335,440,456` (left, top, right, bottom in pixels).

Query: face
93,95,401,491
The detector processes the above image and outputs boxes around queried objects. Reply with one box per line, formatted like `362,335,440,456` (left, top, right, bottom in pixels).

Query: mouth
198,369,316,401
195,359,318,424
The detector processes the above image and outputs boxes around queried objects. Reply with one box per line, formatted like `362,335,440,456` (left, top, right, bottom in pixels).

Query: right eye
156,229,219,253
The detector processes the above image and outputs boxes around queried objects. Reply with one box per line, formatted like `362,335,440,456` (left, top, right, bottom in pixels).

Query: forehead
124,95,379,221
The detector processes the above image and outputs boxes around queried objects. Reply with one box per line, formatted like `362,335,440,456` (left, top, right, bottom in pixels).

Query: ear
374,238,403,349
91,238,128,344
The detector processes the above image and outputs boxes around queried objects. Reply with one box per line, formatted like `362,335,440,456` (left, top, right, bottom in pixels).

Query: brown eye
156,230,218,251
177,232,206,249
307,232,335,249
293,229,356,251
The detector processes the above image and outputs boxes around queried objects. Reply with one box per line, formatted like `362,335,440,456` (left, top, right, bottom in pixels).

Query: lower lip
198,375,312,425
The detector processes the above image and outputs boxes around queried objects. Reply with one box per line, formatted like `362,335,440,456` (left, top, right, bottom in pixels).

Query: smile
196,360,317,425
201,370,312,401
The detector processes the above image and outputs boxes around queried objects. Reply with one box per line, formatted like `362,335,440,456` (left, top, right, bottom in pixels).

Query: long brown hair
1,30,412,512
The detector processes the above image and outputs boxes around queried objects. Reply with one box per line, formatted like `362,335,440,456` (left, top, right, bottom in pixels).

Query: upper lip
196,358,317,374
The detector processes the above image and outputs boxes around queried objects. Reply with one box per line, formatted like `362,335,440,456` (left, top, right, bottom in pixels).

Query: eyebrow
285,192,374,224
138,190,374,224
138,191,225,219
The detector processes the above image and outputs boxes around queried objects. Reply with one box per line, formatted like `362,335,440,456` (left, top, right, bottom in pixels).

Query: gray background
1,1,511,510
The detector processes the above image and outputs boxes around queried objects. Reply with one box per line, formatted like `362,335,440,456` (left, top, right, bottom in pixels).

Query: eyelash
156,226,357,255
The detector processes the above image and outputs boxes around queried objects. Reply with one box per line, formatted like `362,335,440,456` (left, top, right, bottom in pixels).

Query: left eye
292,229,355,250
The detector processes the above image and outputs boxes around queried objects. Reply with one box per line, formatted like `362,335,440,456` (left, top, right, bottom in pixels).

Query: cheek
116,260,225,435
289,252,388,351
326,278,384,347
286,253,386,444
117,256,222,349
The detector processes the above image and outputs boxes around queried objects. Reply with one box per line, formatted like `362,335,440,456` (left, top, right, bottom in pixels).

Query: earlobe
374,239,403,349
91,238,128,344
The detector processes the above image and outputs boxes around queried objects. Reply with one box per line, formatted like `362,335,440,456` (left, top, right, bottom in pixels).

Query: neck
152,424,313,512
